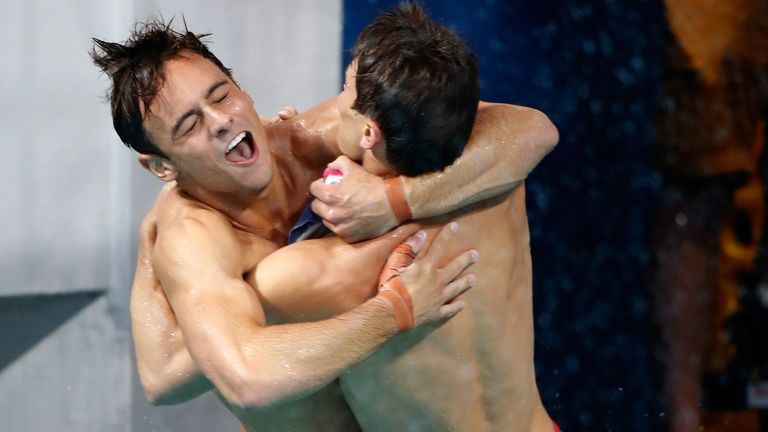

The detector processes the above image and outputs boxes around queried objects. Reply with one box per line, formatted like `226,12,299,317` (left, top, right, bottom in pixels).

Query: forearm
404,104,558,218
137,346,211,405
130,284,212,404
187,298,397,410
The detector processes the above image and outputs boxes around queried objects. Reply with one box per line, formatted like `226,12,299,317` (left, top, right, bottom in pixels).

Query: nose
204,105,232,140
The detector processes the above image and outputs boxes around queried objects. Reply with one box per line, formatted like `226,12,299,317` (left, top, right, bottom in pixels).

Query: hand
310,156,399,243
378,223,478,328
260,105,298,127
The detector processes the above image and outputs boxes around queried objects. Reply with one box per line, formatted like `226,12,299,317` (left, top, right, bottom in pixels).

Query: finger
422,222,459,263
403,230,427,255
327,155,352,171
378,231,425,285
311,199,343,225
322,221,357,243
323,219,339,235
278,105,298,119
310,198,328,218
439,301,466,320
309,179,335,202
438,249,479,284
332,223,358,243
310,182,343,208
442,274,475,302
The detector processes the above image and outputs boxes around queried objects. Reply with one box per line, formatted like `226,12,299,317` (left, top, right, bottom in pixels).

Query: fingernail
416,230,426,239
467,274,476,285
449,222,459,232
469,250,479,260
279,110,290,116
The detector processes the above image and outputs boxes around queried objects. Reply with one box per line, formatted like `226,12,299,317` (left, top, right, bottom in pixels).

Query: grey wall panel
0,0,123,296
0,296,131,432
132,0,343,114
131,373,240,432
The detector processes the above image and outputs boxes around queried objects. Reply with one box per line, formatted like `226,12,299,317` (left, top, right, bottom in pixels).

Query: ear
138,154,179,182
359,119,383,150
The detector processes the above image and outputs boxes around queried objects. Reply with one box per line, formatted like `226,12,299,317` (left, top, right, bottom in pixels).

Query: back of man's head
352,2,480,176
91,19,231,156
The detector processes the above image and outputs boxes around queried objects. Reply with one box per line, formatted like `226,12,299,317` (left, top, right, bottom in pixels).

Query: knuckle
336,209,351,221
311,204,328,219
335,226,351,239
325,211,342,224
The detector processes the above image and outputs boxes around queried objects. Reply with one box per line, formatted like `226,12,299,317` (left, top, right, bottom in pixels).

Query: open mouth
224,131,258,165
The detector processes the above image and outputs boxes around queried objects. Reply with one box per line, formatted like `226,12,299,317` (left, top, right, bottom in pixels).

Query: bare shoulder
269,97,341,168
477,101,553,126
475,102,559,150
144,187,239,270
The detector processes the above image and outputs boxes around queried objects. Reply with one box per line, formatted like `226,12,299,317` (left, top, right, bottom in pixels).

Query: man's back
257,184,553,431
341,185,552,432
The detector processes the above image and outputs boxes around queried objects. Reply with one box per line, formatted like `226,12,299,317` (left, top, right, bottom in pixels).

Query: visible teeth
226,132,247,154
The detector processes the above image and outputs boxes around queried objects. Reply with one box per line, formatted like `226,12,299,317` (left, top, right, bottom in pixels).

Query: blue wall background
343,1,667,430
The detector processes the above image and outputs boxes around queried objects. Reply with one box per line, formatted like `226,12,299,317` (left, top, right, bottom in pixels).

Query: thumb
378,231,425,286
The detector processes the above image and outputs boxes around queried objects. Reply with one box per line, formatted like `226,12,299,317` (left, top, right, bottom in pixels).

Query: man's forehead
148,55,228,119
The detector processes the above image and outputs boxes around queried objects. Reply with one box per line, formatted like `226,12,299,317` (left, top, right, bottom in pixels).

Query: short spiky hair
352,2,480,176
91,19,232,155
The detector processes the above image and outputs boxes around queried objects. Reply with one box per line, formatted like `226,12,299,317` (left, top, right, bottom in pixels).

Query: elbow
228,390,273,411
139,376,167,406
136,366,188,406
531,109,559,155
145,387,183,407
218,370,285,410
144,390,164,407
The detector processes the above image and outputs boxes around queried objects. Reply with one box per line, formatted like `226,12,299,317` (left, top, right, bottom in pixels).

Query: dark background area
344,1,668,430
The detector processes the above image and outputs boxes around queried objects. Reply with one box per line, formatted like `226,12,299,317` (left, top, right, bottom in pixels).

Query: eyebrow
171,79,229,139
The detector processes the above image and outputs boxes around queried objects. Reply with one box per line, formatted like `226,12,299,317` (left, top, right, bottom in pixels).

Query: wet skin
130,52,558,431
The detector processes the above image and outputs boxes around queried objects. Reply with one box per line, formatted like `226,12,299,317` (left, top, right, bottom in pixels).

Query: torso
134,107,362,432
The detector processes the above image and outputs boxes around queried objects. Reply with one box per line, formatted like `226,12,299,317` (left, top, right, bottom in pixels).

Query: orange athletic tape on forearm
384,177,412,222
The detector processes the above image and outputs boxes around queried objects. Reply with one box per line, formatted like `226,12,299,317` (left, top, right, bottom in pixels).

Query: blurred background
1,0,766,431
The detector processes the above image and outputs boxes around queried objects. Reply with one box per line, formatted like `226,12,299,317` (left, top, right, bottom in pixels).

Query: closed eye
182,117,199,136
214,91,229,103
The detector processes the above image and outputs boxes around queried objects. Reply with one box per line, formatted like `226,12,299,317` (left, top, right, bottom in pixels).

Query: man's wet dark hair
91,19,232,156
352,2,480,176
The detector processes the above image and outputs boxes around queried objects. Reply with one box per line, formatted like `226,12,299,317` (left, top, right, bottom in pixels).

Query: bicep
152,219,268,390
256,230,414,322
254,239,344,322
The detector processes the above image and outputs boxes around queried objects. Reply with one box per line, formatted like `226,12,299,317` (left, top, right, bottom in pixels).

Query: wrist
374,277,414,332
384,176,413,222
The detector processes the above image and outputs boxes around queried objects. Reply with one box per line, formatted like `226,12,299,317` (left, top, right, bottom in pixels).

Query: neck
178,167,298,243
